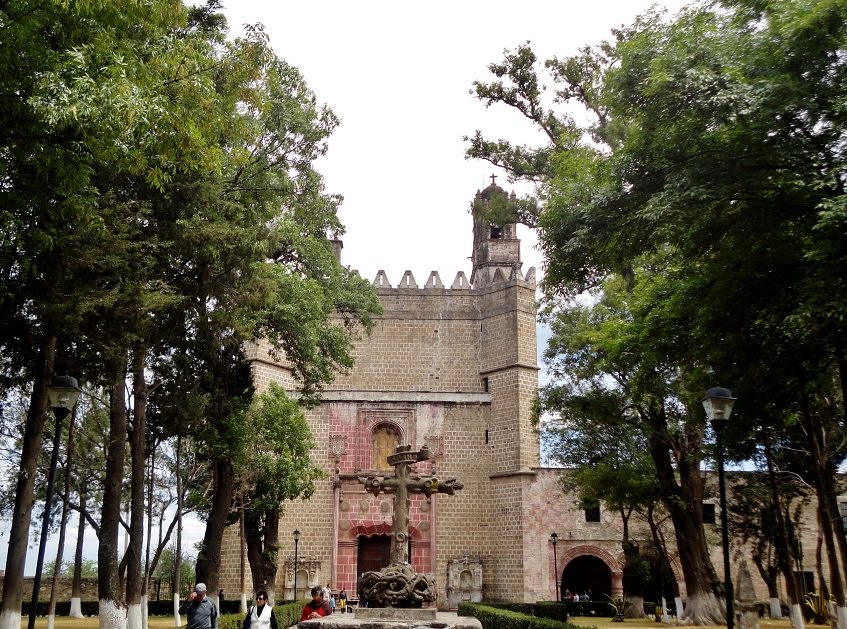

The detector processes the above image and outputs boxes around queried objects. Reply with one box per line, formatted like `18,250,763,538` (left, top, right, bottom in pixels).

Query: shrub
459,602,590,629
219,601,303,629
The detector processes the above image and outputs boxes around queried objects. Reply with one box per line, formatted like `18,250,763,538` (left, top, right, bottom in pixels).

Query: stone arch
560,545,624,597
345,521,425,543
345,522,427,589
371,422,402,471
560,545,622,571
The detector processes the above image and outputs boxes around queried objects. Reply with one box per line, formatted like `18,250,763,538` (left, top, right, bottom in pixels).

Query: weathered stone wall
0,576,102,602
220,265,540,607
220,188,831,610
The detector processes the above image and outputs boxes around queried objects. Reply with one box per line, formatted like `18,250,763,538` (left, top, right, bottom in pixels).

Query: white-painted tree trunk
99,598,127,629
835,605,847,629
675,596,684,620
241,592,248,614
677,591,725,625
769,597,782,619
661,596,670,624
173,594,182,627
47,614,55,629
127,602,142,629
141,594,148,629
790,603,805,629
0,608,21,629
69,597,83,618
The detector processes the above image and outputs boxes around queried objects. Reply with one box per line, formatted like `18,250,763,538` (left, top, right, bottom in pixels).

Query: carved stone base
356,608,436,620
356,562,436,608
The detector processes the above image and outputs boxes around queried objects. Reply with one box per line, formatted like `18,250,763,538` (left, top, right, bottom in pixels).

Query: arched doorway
358,535,391,578
563,555,612,600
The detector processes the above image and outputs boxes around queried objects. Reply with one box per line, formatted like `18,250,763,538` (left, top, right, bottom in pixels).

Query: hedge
219,601,305,629
458,602,593,629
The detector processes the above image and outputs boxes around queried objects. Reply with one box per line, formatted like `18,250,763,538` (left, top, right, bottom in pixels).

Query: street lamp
702,386,736,629
550,532,560,602
293,529,301,601
28,376,80,629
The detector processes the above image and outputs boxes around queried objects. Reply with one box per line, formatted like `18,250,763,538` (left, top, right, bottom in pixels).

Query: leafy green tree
538,274,720,622
542,381,676,616
470,0,847,623
43,558,97,580
239,384,325,601
2,2,379,628
154,547,197,597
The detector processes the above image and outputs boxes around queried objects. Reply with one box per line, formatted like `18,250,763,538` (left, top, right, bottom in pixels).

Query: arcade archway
558,545,623,599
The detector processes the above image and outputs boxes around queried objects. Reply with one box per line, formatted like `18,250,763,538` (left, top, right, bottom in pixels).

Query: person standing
322,582,332,604
242,591,278,629
339,589,347,613
179,583,218,629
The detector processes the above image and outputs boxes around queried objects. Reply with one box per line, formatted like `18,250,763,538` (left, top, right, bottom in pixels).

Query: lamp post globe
28,376,80,629
702,386,736,629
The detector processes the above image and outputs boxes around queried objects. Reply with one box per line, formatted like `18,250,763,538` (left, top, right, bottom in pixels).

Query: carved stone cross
359,444,463,565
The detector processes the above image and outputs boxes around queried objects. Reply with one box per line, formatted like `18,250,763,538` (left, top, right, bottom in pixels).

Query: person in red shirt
300,586,332,621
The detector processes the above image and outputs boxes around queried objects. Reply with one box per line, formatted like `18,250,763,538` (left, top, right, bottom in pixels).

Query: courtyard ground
18,616,802,629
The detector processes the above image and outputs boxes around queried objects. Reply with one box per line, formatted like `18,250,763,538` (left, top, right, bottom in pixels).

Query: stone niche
446,554,483,609
283,557,321,601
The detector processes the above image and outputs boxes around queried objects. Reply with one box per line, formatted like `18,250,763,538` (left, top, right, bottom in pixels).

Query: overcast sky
224,0,690,286
5,0,690,577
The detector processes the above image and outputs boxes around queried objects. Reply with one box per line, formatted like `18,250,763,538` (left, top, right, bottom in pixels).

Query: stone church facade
217,182,831,609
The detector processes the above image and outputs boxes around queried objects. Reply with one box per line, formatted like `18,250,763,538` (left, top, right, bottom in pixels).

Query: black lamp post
702,386,737,629
293,529,301,600
28,376,80,629
550,532,560,602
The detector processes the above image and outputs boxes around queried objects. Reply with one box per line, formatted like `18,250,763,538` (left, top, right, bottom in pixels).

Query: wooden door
357,535,391,577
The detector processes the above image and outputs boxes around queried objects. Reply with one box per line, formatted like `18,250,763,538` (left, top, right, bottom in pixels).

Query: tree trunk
648,412,724,626
99,355,129,629
245,506,281,601
143,435,156,629
47,408,76,629
764,438,801,616
127,345,148,629
620,510,646,618
174,434,183,628
803,394,846,629
646,506,681,602
751,553,781,618
70,488,88,618
0,335,56,629
195,456,236,598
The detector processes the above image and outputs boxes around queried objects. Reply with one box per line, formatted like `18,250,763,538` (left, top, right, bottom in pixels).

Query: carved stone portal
357,444,463,607
446,554,483,609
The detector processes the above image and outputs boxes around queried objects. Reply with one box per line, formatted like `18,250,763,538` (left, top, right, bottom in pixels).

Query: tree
542,381,673,616
538,274,724,623
154,547,197,597
240,384,324,600
3,3,380,628
469,0,847,623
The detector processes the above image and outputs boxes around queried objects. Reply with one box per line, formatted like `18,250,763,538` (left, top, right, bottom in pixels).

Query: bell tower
471,176,522,288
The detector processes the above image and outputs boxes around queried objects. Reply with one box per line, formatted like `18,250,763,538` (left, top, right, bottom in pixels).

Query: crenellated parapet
362,268,536,292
